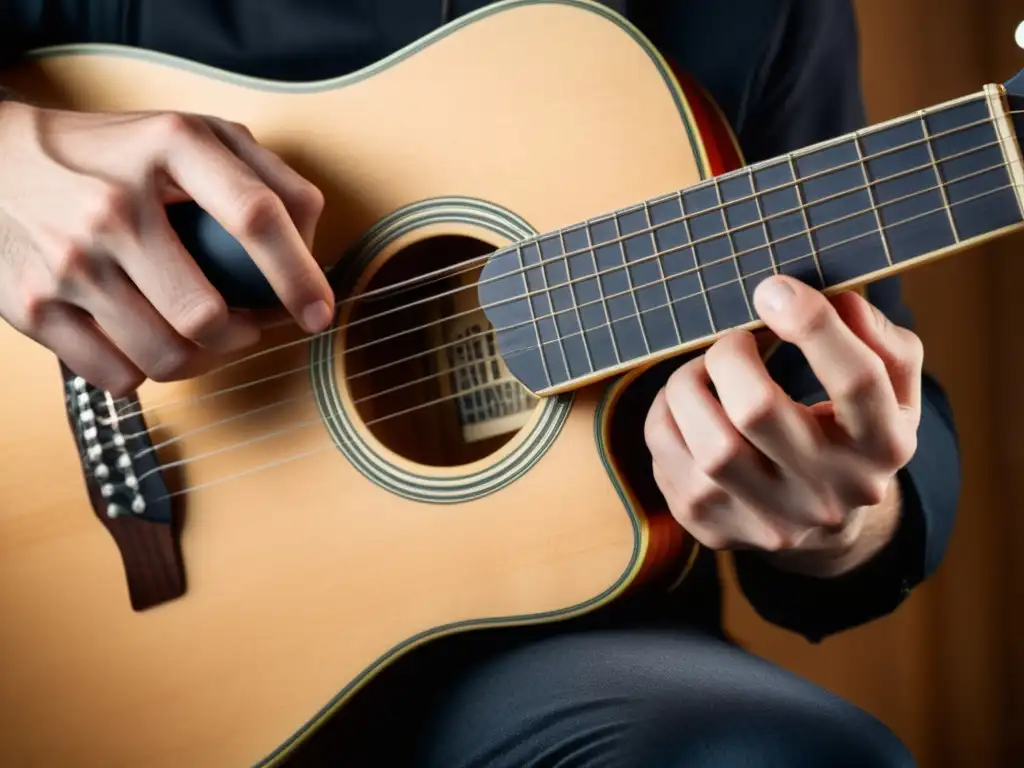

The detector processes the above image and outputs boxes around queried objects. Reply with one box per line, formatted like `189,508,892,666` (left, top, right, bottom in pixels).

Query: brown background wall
721,2,1024,766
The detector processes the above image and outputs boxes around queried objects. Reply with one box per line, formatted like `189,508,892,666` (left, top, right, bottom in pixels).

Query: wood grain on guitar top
0,2,711,766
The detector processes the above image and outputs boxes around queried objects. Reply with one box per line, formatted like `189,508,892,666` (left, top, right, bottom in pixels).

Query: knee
642,692,915,768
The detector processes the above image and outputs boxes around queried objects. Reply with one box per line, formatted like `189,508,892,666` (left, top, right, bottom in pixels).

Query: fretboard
478,85,1024,396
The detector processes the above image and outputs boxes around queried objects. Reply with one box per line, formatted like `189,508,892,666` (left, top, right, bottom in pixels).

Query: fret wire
713,177,754,320
785,153,825,286
748,167,779,276
676,191,717,334
533,240,571,381
584,221,622,364
611,212,651,356
852,132,894,266
479,143,1008,345
477,130,1003,322
514,244,553,389
528,180,1020,381
918,111,960,243
497,167,1014,355
558,229,594,375
642,200,683,346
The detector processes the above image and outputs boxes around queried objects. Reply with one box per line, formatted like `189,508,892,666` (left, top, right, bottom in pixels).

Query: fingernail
302,300,333,332
757,278,794,314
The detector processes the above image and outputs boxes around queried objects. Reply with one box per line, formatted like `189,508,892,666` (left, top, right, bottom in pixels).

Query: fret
610,211,651,357
557,223,620,373
514,243,553,389
588,213,662,363
583,219,623,365
647,193,716,345
712,177,754,321
476,243,552,394
853,133,893,266
784,154,825,287
790,135,892,286
679,182,751,331
715,171,774,308
748,166,780,276
642,200,683,347
481,84,1024,394
535,234,592,380
556,229,594,375
927,95,1022,240
611,205,682,356
918,111,960,243
677,191,716,336
749,161,821,288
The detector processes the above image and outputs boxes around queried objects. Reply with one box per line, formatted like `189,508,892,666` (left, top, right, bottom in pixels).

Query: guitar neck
481,80,1024,397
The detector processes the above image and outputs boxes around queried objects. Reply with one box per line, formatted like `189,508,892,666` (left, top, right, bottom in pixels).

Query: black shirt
0,0,961,642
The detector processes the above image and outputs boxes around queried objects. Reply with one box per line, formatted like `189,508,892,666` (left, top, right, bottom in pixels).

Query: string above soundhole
342,235,538,468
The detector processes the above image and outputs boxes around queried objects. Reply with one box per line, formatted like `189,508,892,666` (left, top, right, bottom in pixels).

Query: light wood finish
0,3,705,766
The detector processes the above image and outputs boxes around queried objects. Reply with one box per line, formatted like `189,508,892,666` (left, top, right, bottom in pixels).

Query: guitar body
0,2,739,765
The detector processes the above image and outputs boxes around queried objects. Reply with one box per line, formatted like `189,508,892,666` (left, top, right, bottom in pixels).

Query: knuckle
229,120,254,138
689,481,730,515
706,330,751,364
47,239,92,285
296,181,325,216
15,287,56,336
732,388,777,433
692,435,745,480
876,430,918,468
82,183,134,236
643,392,674,452
170,294,228,342
232,188,284,238
758,531,793,552
665,357,703,399
850,475,891,508
793,300,833,339
836,359,887,402
154,112,204,142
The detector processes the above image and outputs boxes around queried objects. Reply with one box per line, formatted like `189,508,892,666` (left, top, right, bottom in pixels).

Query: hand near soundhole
644,274,921,578
0,99,334,395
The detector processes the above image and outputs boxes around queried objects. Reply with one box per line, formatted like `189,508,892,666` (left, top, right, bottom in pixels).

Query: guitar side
0,2,735,765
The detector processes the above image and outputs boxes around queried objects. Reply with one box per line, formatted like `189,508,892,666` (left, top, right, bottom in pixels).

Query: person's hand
0,99,333,395
644,274,921,578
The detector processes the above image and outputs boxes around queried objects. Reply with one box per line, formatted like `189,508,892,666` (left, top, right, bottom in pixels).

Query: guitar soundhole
343,235,539,468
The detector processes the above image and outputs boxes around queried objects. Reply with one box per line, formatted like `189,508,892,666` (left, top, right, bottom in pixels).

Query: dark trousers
287,626,915,767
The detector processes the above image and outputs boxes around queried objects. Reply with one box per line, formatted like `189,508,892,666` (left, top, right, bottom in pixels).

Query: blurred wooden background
721,1,1024,766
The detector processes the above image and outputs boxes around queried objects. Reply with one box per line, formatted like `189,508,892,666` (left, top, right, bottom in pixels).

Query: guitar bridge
61,363,185,611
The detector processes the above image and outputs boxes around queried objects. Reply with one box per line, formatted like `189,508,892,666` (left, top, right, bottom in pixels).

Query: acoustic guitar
0,1,1021,765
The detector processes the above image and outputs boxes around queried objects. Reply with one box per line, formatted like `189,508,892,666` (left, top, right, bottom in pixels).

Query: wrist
759,478,903,579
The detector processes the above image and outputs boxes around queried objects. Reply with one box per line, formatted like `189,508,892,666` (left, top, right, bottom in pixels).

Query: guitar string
108,143,1019,432
115,108,1020,421
252,109,1024,332
120,178,1020,480
127,160,1018,457
112,149,1022,449
129,349,500,458
140,177,1023,500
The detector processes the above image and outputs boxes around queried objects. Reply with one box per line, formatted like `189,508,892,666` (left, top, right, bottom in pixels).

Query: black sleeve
723,0,961,641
